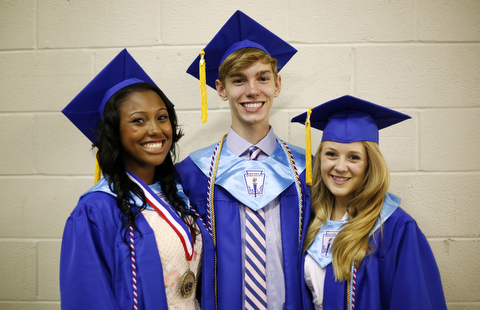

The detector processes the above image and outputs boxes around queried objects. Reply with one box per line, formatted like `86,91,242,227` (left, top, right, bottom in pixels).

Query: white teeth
243,102,262,110
333,176,349,182
142,142,163,150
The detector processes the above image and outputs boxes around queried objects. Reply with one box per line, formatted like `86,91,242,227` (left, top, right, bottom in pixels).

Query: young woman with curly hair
60,49,207,310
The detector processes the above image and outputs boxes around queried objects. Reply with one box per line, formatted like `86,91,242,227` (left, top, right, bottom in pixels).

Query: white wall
0,1,479,309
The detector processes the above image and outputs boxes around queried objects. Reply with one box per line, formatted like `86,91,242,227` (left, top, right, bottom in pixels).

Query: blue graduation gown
303,198,447,310
176,140,312,310
60,179,210,309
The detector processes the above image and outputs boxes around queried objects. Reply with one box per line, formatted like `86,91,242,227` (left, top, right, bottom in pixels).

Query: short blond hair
217,48,278,85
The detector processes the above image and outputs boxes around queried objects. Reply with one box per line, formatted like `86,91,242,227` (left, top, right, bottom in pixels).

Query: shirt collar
226,126,276,157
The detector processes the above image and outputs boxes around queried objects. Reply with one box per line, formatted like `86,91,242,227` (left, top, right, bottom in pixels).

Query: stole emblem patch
321,230,339,256
243,170,266,197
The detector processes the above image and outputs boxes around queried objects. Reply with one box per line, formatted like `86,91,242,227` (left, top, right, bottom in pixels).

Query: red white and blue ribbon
126,170,194,260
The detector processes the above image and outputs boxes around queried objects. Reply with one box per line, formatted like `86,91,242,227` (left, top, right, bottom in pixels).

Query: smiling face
320,141,368,207
216,60,281,137
118,90,173,184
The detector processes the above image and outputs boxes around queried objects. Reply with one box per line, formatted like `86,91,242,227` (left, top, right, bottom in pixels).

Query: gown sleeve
60,194,125,310
381,219,447,310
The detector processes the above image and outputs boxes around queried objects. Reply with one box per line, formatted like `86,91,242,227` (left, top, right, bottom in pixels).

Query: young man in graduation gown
176,11,312,310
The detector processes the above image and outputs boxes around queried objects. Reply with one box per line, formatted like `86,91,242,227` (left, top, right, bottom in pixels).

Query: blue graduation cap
291,95,411,185
62,49,156,144
291,95,411,144
186,10,297,122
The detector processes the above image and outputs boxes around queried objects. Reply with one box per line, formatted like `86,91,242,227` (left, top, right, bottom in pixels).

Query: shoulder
78,189,116,206
377,197,427,254
176,156,202,177
284,142,306,156
377,207,417,248
190,142,220,161
74,178,118,215
176,155,194,169
67,189,120,229
384,205,417,230
79,177,116,199
278,138,306,157
178,142,218,166
379,192,415,228
275,138,307,172
176,142,220,177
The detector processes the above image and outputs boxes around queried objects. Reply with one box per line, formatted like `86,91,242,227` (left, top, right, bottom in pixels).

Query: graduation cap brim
62,49,157,144
186,10,297,89
291,95,411,143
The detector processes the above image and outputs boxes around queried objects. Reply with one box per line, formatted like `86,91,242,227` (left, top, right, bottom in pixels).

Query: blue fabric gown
176,139,312,310
302,194,447,310
60,178,209,309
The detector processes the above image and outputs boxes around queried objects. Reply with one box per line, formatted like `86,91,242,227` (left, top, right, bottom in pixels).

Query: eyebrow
323,147,336,152
323,147,363,155
228,72,247,79
256,70,273,76
128,108,167,118
228,69,273,79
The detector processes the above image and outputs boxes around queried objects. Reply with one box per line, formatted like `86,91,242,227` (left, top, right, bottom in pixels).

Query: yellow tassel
199,49,207,123
305,108,313,186
94,150,101,184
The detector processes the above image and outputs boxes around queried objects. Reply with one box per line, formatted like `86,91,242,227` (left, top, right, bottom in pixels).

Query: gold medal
179,270,196,298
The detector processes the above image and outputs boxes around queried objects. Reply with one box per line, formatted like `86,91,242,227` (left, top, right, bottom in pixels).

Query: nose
246,81,260,97
148,121,161,136
334,158,348,173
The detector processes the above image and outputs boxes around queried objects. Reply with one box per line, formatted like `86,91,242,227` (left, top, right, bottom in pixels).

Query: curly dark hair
94,82,195,243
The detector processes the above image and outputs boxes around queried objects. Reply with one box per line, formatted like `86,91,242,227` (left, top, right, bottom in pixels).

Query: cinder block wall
1,1,479,309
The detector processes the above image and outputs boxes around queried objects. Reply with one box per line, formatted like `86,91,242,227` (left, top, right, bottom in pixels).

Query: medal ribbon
126,170,194,260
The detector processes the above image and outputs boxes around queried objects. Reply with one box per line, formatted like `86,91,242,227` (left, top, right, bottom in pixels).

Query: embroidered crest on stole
322,230,339,256
243,170,266,197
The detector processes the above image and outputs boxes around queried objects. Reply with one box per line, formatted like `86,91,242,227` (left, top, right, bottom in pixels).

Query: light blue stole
189,137,306,211
307,192,401,268
81,176,190,210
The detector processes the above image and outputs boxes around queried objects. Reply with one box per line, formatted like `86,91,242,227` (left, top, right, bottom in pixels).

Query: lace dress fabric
143,210,202,310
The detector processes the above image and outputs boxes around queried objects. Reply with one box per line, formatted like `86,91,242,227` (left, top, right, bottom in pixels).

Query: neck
231,122,270,145
331,198,349,221
128,167,156,185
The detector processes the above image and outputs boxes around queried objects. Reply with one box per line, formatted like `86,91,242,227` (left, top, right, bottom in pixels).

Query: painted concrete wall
1,0,479,309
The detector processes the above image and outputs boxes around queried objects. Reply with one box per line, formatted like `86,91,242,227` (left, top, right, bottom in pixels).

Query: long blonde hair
304,141,390,281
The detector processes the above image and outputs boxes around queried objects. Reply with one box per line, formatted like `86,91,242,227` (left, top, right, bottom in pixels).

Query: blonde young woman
292,95,447,310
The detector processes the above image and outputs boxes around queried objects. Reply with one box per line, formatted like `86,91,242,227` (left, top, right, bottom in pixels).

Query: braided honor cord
347,262,357,310
129,225,138,310
205,134,227,310
279,139,304,248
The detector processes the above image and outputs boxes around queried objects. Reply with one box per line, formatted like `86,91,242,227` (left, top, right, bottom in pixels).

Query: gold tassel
94,150,101,184
199,49,207,123
305,108,313,186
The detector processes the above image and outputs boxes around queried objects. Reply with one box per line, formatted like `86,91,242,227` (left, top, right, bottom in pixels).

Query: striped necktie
245,146,267,309
249,146,261,161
